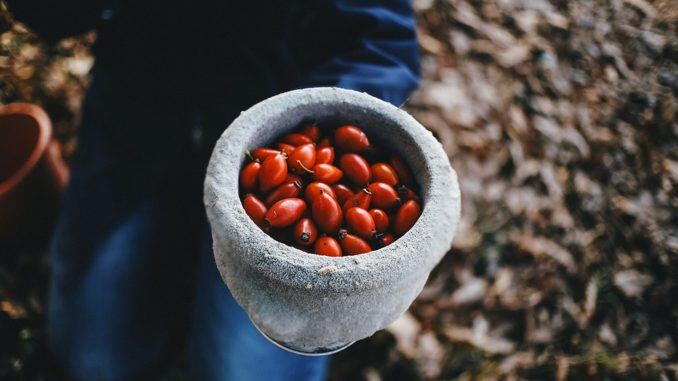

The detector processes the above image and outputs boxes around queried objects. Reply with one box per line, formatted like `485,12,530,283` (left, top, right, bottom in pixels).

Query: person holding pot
6,0,420,380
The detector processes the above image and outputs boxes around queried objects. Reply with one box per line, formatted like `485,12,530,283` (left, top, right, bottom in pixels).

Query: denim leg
188,225,330,381
47,158,203,381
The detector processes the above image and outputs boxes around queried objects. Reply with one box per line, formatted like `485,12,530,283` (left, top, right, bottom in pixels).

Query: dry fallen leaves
1,0,676,379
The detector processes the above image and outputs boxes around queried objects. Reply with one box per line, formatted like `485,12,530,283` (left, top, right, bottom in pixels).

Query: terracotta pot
0,103,69,253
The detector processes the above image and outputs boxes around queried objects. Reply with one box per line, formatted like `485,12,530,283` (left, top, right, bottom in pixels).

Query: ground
1,0,677,379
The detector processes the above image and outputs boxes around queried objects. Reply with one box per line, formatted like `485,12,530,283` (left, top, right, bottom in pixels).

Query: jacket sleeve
294,0,421,106
5,0,102,42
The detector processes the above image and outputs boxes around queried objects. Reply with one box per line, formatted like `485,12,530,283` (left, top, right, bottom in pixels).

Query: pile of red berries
239,123,421,257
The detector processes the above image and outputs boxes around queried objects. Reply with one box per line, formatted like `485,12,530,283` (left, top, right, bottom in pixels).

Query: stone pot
204,88,460,354
0,103,69,253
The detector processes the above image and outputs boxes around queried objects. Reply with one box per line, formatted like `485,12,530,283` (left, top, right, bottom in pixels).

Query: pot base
252,321,354,356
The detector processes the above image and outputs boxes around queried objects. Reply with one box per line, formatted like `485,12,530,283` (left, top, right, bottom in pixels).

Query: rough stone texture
204,87,461,353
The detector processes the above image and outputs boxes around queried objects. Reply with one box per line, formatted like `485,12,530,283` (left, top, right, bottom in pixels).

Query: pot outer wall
0,104,68,254
204,88,461,353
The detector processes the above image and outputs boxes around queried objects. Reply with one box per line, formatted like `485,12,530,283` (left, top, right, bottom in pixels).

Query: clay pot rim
205,88,460,293
0,103,52,197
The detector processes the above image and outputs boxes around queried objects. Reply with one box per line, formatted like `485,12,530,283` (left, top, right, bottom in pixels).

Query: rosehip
315,147,335,165
251,147,279,162
242,194,267,229
335,125,370,153
369,209,389,233
338,229,371,255
305,182,337,205
342,188,372,214
370,163,399,186
241,123,420,257
331,184,354,205
311,191,343,234
293,217,318,246
394,199,421,236
346,207,376,240
281,133,313,146
368,182,400,210
288,143,316,174
396,184,417,202
340,153,371,185
381,233,395,246
371,232,395,248
240,160,261,191
318,136,332,148
283,173,303,185
389,156,414,188
313,164,343,184
314,236,342,257
258,153,288,193
265,198,306,228
299,123,321,142
277,143,295,156
265,181,302,206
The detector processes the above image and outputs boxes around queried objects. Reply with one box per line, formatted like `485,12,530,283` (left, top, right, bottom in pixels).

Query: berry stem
297,160,315,174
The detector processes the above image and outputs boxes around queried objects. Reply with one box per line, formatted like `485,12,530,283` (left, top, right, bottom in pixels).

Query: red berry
334,125,370,153
370,163,399,186
265,198,306,228
318,136,332,148
299,123,321,142
314,236,342,257
395,184,417,202
346,207,376,240
338,230,371,255
242,194,267,229
394,199,421,236
340,153,371,185
311,191,343,234
368,182,400,210
369,209,389,233
281,133,314,146
313,164,343,184
247,124,420,257
293,217,318,246
342,188,372,214
305,182,337,205
240,160,261,191
287,143,316,174
283,173,303,185
316,147,335,165
251,147,280,162
389,156,414,188
265,181,302,206
277,143,295,156
331,184,354,205
258,153,288,193
381,233,395,246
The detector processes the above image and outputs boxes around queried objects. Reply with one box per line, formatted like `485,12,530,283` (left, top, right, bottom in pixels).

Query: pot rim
0,103,52,197
205,87,461,293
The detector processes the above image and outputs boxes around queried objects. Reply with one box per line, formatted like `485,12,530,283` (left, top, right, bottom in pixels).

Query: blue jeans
46,103,329,380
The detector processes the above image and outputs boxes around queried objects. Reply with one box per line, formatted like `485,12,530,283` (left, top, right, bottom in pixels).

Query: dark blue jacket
8,0,420,160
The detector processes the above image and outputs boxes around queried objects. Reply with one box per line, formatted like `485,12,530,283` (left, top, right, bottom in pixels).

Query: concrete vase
204,88,460,354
